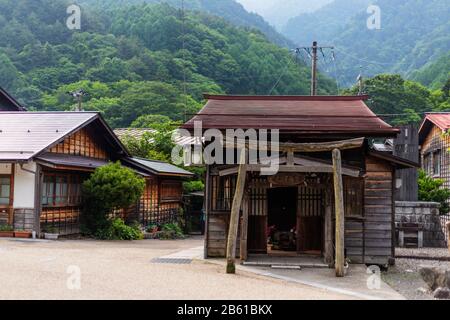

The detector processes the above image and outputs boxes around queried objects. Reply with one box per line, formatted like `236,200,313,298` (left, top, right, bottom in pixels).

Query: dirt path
0,238,354,300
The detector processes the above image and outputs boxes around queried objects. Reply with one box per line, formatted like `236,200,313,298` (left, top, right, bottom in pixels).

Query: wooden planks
363,156,393,265
332,149,345,277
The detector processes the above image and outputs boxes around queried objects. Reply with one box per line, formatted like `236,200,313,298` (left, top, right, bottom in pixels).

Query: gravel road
0,237,353,300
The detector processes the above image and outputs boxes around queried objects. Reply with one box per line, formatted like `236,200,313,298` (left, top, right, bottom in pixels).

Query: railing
440,214,450,245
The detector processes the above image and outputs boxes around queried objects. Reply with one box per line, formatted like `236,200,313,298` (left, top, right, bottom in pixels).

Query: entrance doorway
267,187,297,254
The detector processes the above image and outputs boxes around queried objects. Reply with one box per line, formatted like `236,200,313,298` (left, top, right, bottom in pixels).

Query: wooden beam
220,164,360,177
226,150,247,274
332,148,345,277
323,188,333,266
239,193,249,262
223,137,364,153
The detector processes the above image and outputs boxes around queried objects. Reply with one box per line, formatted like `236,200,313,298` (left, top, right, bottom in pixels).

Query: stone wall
395,201,447,248
13,208,35,231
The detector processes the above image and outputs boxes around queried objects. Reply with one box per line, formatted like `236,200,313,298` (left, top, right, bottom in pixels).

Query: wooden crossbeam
223,137,364,152
219,164,360,177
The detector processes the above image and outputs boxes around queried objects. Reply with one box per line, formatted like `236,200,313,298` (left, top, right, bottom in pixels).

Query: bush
418,170,450,214
81,162,145,236
0,224,13,232
95,218,143,240
157,223,185,240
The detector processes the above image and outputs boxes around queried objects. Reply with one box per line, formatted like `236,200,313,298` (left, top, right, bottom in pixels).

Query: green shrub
418,170,450,214
157,222,185,240
81,162,145,236
95,218,143,240
0,224,13,232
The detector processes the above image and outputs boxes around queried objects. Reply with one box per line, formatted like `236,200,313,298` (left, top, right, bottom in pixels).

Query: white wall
13,162,36,208
0,163,12,174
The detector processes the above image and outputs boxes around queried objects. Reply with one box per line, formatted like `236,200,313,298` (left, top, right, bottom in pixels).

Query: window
433,151,441,176
423,153,432,175
0,176,11,205
42,173,83,207
211,175,236,211
343,177,364,217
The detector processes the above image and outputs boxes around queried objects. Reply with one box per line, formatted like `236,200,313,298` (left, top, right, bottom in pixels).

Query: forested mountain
238,0,332,30
283,0,371,45
0,0,335,127
80,0,293,47
282,0,450,87
410,52,450,90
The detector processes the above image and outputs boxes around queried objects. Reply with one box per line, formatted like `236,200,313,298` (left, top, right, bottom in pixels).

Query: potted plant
0,224,14,238
14,230,32,238
43,226,59,240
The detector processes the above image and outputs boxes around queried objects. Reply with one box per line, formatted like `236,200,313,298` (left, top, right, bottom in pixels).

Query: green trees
344,74,450,125
418,170,450,215
0,0,335,126
81,162,145,237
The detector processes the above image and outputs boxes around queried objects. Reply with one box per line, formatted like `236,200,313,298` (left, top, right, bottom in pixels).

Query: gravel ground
0,237,353,300
396,247,450,259
382,256,450,300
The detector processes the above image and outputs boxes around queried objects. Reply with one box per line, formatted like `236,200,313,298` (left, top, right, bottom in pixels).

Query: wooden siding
394,124,419,201
50,127,108,159
363,156,393,265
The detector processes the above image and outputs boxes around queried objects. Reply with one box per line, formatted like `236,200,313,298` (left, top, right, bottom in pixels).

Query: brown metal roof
418,113,450,144
182,95,398,136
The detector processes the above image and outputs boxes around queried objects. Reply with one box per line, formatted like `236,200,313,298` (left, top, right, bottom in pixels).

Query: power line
267,50,298,95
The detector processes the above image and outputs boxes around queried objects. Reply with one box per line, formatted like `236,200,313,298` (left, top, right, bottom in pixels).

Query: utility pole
297,41,334,96
67,89,88,111
357,66,364,95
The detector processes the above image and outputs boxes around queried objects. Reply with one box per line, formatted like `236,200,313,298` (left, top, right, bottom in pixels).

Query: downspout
18,162,41,238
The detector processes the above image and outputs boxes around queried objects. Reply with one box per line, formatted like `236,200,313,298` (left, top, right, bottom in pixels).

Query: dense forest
81,0,293,48
0,0,335,127
282,0,450,87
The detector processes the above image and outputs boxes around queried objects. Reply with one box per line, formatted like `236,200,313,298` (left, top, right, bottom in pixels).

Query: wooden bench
397,222,424,248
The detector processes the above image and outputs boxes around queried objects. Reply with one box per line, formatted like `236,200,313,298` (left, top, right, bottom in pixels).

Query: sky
236,0,333,29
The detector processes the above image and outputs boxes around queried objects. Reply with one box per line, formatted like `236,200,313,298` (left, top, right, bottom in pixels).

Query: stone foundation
13,208,36,231
395,201,446,248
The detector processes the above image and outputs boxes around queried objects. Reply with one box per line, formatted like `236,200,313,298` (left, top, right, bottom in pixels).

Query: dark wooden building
182,95,418,273
0,87,26,111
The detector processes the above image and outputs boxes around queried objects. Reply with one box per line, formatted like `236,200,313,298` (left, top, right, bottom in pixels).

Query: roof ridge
203,94,370,101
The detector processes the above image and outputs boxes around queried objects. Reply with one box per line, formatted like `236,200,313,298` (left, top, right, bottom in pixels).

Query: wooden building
182,95,418,272
0,87,26,111
419,113,450,191
0,111,192,236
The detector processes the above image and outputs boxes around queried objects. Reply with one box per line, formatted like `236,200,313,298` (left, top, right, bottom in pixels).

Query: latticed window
42,173,83,207
211,175,236,211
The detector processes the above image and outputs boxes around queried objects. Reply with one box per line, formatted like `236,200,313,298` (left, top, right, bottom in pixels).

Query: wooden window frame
42,172,83,208
0,174,12,207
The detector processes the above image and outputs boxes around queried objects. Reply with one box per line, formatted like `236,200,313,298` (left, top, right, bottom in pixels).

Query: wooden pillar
323,187,333,266
226,150,247,274
332,149,345,277
239,193,249,262
446,222,450,253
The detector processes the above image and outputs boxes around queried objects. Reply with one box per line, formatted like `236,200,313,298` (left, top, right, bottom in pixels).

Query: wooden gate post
323,188,333,265
226,149,247,274
332,149,345,277
239,193,249,262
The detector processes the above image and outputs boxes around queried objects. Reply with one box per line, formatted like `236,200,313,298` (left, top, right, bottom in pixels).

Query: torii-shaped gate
225,137,365,277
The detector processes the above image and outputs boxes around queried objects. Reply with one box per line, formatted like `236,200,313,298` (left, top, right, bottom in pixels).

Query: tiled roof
128,157,193,177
